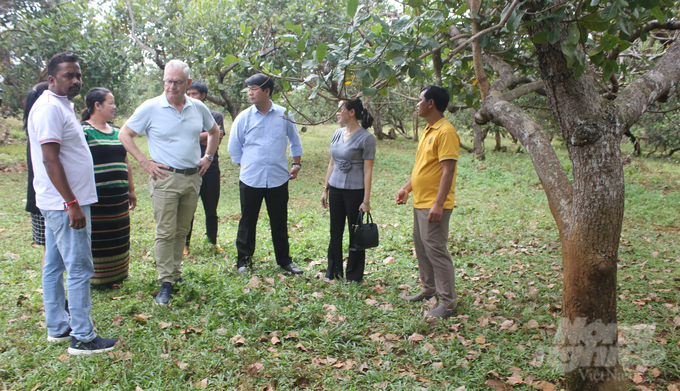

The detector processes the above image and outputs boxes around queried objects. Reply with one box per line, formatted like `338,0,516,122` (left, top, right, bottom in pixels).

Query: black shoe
401,292,438,302
155,282,173,305
68,336,118,355
47,328,72,342
281,263,303,275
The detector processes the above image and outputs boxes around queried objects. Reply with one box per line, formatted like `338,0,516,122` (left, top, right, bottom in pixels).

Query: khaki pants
150,172,201,283
413,208,457,308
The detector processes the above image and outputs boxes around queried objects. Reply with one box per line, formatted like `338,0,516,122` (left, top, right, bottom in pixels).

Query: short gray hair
164,59,191,79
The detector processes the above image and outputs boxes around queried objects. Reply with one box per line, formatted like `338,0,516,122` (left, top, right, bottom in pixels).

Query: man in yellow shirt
396,85,460,318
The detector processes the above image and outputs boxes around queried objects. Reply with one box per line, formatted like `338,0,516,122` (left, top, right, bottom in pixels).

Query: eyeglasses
163,79,186,87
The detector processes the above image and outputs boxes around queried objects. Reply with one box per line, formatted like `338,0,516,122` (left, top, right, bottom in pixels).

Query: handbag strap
356,210,374,225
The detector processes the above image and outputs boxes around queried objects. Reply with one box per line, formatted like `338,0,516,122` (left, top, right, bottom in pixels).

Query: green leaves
315,43,327,63
224,54,239,67
567,24,581,45
649,7,665,23
347,0,358,17
547,26,561,45
532,32,548,44
581,13,610,32
285,21,302,36
502,3,525,32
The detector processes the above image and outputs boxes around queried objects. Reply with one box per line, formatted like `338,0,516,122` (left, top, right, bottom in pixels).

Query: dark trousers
236,181,292,268
326,186,365,281
186,167,220,245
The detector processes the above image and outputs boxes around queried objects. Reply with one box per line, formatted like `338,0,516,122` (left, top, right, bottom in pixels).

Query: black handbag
350,210,379,251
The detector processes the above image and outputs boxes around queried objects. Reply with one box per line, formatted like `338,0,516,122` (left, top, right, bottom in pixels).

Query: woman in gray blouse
321,99,376,282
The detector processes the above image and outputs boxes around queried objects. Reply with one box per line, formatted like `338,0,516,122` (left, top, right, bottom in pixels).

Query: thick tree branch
205,94,226,107
500,80,546,101
476,98,573,231
468,0,490,100
614,39,680,132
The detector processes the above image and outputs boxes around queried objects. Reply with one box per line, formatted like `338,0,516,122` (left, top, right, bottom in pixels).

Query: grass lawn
0,118,678,390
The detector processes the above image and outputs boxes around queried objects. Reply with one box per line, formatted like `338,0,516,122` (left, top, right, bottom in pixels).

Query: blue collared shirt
228,101,303,188
124,93,215,169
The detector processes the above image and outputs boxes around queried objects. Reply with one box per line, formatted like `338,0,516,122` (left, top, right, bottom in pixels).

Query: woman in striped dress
81,88,136,288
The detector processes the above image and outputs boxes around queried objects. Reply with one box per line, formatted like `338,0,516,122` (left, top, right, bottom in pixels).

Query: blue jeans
41,207,96,342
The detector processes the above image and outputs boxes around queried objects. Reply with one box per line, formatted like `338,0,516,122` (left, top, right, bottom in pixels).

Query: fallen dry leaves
533,381,557,391
485,379,509,391
422,342,437,355
408,333,425,342
295,343,308,352
230,334,245,345
524,319,539,329
322,304,337,312
132,314,151,323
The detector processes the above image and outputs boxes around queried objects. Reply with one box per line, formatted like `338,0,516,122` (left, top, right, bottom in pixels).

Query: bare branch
607,19,680,60
646,104,680,114
125,0,164,69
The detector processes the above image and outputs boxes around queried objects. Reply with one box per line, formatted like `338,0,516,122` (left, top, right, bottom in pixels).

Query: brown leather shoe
401,292,438,302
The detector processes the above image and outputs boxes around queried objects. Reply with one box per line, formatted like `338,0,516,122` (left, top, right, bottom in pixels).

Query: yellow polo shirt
411,118,460,209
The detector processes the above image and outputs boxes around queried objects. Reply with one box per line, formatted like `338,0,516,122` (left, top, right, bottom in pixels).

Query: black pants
186,167,220,246
236,181,292,268
327,186,365,281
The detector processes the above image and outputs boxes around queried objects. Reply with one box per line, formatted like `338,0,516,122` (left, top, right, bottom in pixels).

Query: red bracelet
64,199,78,211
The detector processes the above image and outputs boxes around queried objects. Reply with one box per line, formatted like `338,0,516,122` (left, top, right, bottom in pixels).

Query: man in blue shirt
228,74,303,275
119,60,220,305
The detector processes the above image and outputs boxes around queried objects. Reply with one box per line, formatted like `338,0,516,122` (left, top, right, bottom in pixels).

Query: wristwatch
204,154,214,162
292,163,302,168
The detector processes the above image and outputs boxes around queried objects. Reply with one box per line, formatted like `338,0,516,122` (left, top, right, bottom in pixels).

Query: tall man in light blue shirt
228,74,303,275
119,60,220,305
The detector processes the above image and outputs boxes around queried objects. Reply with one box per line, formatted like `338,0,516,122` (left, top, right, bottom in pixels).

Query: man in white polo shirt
119,59,220,305
28,52,118,354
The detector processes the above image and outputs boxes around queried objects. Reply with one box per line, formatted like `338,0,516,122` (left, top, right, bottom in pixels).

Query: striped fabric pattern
82,123,131,287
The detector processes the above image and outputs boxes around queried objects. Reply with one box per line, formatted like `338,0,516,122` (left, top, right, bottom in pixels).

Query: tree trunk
494,129,501,151
373,111,386,140
475,15,680,390
471,108,486,160
525,14,627,388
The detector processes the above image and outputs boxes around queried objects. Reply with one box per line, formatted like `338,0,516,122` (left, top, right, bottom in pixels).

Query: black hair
245,74,274,97
420,85,450,113
188,80,208,95
23,82,49,130
344,98,374,129
81,87,111,121
47,52,79,77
